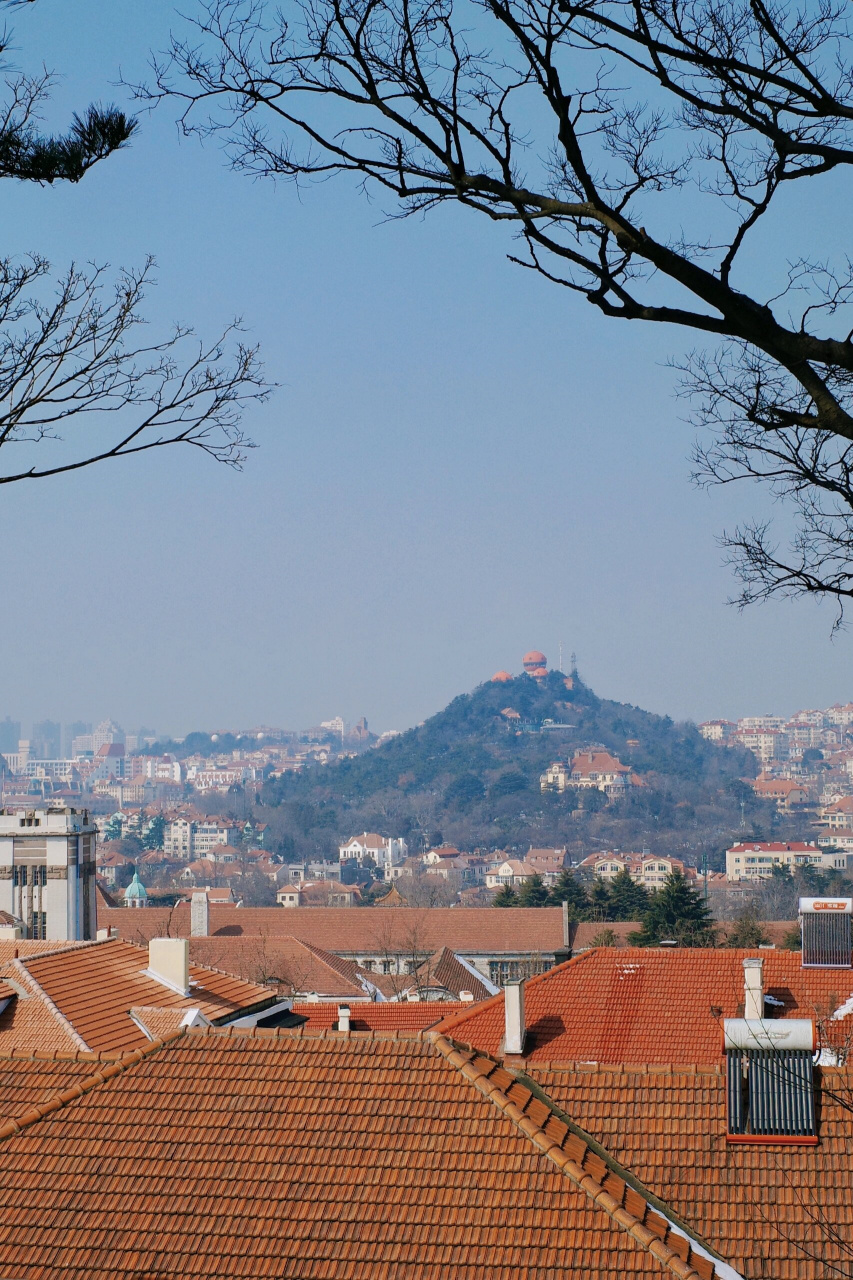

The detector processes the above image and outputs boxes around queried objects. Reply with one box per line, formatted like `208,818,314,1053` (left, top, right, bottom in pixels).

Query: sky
2,0,852,738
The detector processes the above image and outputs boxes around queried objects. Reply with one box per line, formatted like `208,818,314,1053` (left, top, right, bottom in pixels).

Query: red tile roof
436,947,853,1064
101,904,569,953
0,1051,120,1124
414,945,496,1001
290,1000,469,1030
0,939,274,1054
185,934,371,997
0,1027,711,1279
526,1061,853,1280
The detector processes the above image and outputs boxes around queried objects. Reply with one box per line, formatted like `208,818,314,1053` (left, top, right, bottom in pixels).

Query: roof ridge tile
0,1030,181,1144
427,1031,721,1280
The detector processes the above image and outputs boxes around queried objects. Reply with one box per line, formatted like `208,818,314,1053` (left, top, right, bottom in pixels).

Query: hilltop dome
523,650,547,672
530,666,549,678
491,670,513,683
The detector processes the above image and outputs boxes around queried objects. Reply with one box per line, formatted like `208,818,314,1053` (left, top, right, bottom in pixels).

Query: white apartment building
339,832,408,869
163,818,243,861
0,756,78,780
0,806,98,940
737,716,787,732
579,852,694,888
92,719,125,753
698,721,736,744
725,841,824,880
733,728,789,765
826,703,853,727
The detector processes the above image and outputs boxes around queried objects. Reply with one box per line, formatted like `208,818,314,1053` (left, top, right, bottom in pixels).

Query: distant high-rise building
0,806,98,940
63,721,91,757
31,719,61,760
92,719,125,752
0,717,21,754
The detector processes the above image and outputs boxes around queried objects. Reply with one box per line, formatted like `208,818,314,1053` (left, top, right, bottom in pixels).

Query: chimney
148,938,190,997
191,891,210,938
743,957,764,1020
459,990,475,1003
504,979,526,1055
338,1004,351,1032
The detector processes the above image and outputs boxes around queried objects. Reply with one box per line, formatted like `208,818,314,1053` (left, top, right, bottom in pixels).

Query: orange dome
491,670,513,683
530,666,549,677
523,650,547,672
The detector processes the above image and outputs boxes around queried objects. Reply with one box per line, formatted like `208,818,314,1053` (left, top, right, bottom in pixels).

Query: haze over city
2,0,853,737
6,2,853,1275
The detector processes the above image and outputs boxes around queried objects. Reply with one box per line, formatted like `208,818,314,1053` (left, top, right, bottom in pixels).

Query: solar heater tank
800,898,853,968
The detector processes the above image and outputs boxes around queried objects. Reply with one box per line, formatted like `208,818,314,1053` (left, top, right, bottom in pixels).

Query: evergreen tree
493,884,519,907
780,924,802,951
142,815,166,851
587,879,612,922
630,871,716,947
606,867,650,921
725,911,770,948
517,873,549,908
549,870,590,916
102,815,123,842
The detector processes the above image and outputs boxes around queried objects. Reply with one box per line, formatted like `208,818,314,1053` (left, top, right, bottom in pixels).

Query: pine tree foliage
0,77,137,183
549,870,590,914
517,873,550,908
606,867,650,922
630,871,717,947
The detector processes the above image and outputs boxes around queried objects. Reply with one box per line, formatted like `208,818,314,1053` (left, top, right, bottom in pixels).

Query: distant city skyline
5,669,853,748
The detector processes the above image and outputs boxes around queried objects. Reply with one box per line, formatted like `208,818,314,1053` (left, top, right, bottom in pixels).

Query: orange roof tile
436,947,853,1064
290,1000,468,1030
525,1060,853,1280
186,934,370,997
0,1051,116,1125
101,904,569,953
0,1028,707,1279
1,939,274,1053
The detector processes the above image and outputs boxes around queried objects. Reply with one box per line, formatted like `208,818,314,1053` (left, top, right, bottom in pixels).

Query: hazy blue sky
3,0,852,737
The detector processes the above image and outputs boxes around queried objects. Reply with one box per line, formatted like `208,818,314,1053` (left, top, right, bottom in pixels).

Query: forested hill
260,672,792,868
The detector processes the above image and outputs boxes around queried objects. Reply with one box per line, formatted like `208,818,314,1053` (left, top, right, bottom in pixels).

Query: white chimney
504,980,525,1055
459,990,474,1003
191,891,210,938
148,938,190,997
338,1004,351,1032
743,957,764,1021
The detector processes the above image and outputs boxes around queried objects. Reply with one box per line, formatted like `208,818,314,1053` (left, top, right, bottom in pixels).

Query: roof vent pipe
504,980,526,1055
338,1004,351,1032
743,957,764,1021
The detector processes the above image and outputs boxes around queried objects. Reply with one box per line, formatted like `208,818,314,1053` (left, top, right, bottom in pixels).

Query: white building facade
0,807,98,940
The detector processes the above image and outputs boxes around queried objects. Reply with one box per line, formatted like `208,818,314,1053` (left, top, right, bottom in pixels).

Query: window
382,960,393,974
361,960,374,972
488,959,547,984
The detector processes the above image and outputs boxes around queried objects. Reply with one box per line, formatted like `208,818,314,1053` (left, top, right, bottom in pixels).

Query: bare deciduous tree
150,0,853,609
0,3,268,483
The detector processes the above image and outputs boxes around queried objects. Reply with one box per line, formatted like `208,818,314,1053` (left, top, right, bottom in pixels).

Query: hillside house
339,832,408,870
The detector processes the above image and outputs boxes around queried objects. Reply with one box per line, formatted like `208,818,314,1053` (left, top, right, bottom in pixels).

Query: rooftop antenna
570,651,578,675
559,642,564,673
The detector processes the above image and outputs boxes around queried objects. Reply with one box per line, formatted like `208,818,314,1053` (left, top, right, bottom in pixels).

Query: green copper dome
124,870,148,900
